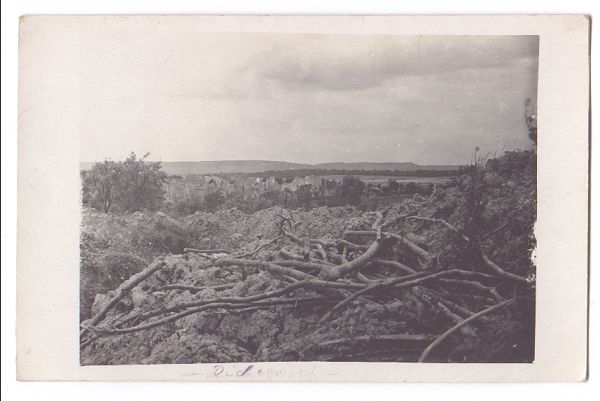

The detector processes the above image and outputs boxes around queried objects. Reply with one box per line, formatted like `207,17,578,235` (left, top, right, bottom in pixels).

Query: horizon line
79,159,463,166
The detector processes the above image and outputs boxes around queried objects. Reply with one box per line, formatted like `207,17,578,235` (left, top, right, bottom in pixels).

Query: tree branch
418,298,516,362
80,257,166,340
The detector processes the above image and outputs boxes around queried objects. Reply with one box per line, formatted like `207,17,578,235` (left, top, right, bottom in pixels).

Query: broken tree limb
481,252,530,285
318,333,437,348
115,280,357,329
184,248,229,254
327,251,346,265
312,243,329,260
281,229,306,246
381,212,411,229
355,272,378,284
216,258,316,281
319,280,387,323
343,230,380,237
336,239,369,252
399,215,530,285
386,233,433,265
406,216,470,242
404,233,429,248
401,215,530,285
344,230,433,265
156,283,235,293
372,209,386,230
278,249,306,261
80,257,166,339
309,238,333,248
435,302,477,336
320,268,503,322
418,298,516,362
437,298,480,320
276,259,331,272
369,259,417,274
236,237,278,259
84,296,340,336
437,279,505,302
317,238,384,281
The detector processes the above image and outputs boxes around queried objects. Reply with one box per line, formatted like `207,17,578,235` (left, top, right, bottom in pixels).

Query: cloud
254,35,538,92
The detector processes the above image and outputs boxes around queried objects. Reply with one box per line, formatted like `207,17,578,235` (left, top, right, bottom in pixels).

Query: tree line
236,168,458,179
82,153,441,216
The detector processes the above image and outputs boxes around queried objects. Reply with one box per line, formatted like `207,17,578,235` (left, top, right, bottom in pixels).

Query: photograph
76,32,539,365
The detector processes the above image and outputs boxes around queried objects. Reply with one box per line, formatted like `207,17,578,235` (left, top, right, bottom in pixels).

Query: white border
2,1,597,399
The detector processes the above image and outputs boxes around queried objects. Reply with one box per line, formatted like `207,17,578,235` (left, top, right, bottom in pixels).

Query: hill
314,162,458,171
81,160,459,175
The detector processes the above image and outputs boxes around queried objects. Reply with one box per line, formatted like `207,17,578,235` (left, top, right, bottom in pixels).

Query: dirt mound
184,205,365,250
80,209,198,320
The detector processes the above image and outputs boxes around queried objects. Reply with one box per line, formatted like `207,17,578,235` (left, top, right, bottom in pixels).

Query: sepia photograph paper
17,14,589,381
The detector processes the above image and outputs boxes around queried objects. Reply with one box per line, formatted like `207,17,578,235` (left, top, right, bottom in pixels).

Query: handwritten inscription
212,364,321,380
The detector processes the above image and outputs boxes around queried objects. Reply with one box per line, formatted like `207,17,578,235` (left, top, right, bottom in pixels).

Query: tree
203,191,225,212
340,176,365,205
404,182,418,194
295,184,314,208
524,98,537,144
259,189,284,208
387,178,400,193
81,160,121,213
82,152,168,213
116,152,168,212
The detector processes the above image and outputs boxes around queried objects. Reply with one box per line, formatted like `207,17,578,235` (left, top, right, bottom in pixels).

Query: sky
79,33,538,165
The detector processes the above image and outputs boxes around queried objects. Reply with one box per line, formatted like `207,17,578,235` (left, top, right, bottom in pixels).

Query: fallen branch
319,268,499,322
156,283,235,293
481,253,530,285
381,212,411,229
278,249,306,261
406,216,470,242
369,259,416,274
400,216,530,285
386,233,433,265
282,229,306,246
318,333,437,348
345,230,433,266
327,251,346,265
336,239,369,252
312,243,328,261
276,259,331,272
80,257,166,340
236,237,278,259
216,258,316,281
437,279,505,302
84,296,340,335
437,298,480,320
418,298,516,362
318,238,384,281
355,272,378,284
372,209,386,230
184,248,229,254
436,302,477,336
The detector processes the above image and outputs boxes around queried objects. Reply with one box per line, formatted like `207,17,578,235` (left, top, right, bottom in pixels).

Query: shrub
203,191,225,212
82,152,168,213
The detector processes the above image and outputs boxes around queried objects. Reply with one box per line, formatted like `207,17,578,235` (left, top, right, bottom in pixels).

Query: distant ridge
80,160,460,175
312,162,458,171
